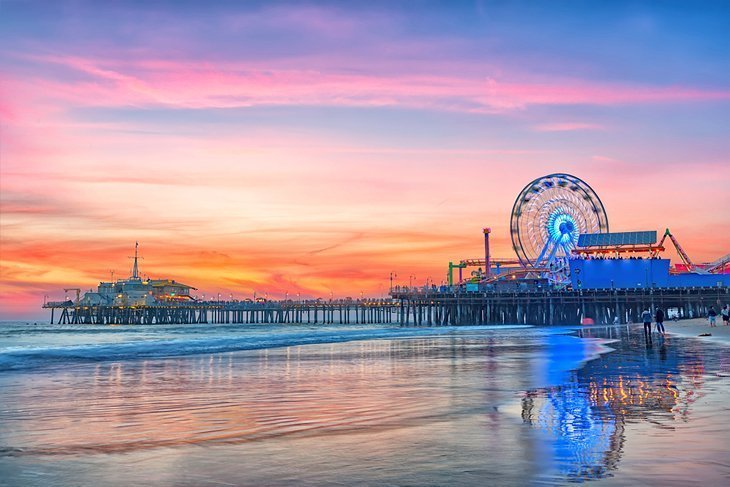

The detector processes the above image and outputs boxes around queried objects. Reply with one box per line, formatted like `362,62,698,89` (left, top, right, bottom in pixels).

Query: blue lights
547,212,579,245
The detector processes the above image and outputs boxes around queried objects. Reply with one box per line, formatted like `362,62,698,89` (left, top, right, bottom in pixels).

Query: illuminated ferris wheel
510,174,609,281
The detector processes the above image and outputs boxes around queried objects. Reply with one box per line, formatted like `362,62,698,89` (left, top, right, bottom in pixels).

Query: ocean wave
0,325,537,372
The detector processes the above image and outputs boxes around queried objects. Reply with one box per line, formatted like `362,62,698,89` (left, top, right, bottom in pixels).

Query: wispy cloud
13,55,730,114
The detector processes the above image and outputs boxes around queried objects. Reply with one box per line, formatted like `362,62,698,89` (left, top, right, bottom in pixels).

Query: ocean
0,321,728,486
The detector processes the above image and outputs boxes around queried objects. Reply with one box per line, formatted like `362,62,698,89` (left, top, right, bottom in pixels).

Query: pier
43,286,728,326
43,299,400,325
392,286,729,326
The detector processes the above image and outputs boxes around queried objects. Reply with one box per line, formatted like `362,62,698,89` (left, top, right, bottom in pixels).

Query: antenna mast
132,242,140,279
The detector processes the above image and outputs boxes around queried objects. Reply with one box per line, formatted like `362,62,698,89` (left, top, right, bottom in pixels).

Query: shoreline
605,317,730,346
4,319,729,348
556,319,730,347
660,317,730,345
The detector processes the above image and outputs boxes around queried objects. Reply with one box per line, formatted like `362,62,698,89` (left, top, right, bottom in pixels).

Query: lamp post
389,272,397,292
409,275,416,288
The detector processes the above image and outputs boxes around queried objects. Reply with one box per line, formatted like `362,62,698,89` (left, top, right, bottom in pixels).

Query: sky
1,0,729,319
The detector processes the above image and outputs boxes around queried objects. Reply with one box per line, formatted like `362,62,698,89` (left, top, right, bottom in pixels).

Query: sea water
0,322,728,486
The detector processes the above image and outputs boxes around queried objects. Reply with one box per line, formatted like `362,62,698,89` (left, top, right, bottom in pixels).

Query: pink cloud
16,55,730,113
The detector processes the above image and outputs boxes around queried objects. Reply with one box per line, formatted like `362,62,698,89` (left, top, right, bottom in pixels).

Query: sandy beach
663,317,730,345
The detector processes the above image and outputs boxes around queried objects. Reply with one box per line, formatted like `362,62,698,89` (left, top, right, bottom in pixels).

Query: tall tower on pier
483,228,491,277
132,241,140,279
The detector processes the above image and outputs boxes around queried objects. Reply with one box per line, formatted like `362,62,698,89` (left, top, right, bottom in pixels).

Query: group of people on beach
707,305,730,327
641,307,665,343
641,305,729,342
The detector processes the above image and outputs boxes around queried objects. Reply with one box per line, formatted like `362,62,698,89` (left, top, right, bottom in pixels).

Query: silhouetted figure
708,306,717,327
655,308,665,336
641,308,653,343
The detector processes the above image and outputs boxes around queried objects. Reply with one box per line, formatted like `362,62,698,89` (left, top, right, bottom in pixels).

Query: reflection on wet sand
521,326,712,482
0,326,727,486
1,338,537,457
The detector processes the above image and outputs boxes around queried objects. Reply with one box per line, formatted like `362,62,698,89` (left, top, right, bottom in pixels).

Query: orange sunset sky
1,2,729,319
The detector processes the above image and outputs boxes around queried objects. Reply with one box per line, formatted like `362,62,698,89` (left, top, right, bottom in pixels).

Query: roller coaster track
706,253,730,274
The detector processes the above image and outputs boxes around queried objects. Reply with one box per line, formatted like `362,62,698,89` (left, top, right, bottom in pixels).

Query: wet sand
1,322,729,486
664,317,730,345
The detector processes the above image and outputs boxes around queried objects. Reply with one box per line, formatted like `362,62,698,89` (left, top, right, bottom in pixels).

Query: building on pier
76,242,196,307
568,230,730,290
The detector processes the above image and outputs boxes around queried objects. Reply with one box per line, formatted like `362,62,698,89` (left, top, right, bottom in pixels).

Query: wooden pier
392,286,729,326
43,299,400,326
44,286,729,326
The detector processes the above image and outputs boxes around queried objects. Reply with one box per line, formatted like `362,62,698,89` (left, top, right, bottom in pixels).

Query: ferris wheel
510,174,608,281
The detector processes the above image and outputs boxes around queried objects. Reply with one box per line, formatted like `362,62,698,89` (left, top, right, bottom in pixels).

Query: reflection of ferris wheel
510,174,609,281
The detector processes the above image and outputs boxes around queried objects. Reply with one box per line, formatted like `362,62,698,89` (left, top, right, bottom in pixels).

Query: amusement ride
510,173,609,285
447,172,728,290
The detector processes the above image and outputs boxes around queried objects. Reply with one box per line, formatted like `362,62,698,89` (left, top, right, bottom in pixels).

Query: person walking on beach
655,307,665,336
642,308,653,342
721,305,729,326
708,306,717,327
